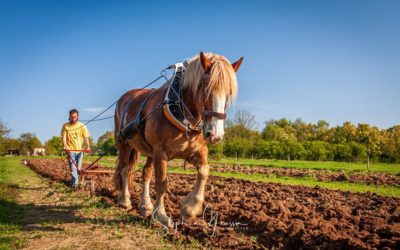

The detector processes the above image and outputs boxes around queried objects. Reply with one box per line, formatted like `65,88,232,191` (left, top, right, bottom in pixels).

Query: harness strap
117,89,156,143
203,110,227,120
163,69,204,132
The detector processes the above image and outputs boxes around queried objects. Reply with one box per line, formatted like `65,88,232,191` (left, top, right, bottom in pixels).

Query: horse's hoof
140,205,154,217
181,204,203,219
118,199,132,210
153,213,173,228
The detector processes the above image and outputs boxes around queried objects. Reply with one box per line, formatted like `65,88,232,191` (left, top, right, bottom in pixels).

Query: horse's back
115,88,154,133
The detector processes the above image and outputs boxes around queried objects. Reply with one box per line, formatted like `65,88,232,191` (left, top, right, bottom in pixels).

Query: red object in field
64,149,93,175
65,149,92,153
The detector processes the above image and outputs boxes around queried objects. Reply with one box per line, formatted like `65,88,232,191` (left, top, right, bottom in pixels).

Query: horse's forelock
182,53,238,105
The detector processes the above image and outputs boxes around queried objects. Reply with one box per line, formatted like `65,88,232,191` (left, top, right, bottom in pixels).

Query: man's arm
85,137,91,151
61,125,67,150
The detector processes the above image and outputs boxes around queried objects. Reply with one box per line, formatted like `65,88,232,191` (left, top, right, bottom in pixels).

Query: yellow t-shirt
61,122,90,150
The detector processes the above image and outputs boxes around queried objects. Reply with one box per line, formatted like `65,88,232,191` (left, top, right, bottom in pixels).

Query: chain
66,72,167,132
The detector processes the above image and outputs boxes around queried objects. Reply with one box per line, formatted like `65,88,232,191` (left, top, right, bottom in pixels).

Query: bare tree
0,120,11,139
233,109,258,130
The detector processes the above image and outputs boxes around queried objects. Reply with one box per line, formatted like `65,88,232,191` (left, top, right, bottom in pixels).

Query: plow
63,149,115,195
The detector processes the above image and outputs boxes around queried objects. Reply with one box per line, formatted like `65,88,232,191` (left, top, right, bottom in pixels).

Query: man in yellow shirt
61,109,91,189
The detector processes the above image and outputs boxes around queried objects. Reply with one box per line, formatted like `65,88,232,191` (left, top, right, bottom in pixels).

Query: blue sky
0,0,399,143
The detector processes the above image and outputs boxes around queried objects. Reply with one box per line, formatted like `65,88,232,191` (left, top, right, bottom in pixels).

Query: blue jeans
67,152,83,188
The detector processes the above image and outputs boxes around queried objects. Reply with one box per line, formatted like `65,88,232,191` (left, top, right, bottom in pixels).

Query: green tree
44,136,63,156
331,122,357,144
208,143,224,160
1,138,20,155
262,119,296,141
0,120,11,155
303,141,329,161
18,133,42,155
349,142,367,162
333,144,352,162
381,126,400,163
96,131,117,155
282,139,306,162
314,120,331,141
292,118,313,141
356,123,382,168
97,131,114,145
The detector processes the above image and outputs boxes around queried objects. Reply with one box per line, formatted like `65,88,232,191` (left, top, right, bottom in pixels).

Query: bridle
183,71,228,134
163,62,227,134
199,73,227,121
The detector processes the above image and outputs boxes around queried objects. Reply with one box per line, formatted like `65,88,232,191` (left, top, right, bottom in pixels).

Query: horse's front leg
153,153,173,228
181,158,209,219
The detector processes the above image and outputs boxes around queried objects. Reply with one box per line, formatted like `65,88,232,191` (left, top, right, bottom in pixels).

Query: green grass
168,166,400,197
81,155,400,197
0,157,31,249
27,155,400,197
208,157,400,175
81,155,400,175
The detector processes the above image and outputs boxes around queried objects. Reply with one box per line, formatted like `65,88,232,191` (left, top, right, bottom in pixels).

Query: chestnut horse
113,52,243,227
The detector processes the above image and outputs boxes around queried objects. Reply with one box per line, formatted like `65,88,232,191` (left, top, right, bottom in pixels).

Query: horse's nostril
205,131,212,138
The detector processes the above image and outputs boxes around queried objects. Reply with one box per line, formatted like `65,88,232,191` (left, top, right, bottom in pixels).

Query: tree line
1,112,399,163
209,110,400,164
0,121,43,156
0,121,94,156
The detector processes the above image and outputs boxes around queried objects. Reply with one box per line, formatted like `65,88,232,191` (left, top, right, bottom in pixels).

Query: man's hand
85,137,91,152
62,135,67,151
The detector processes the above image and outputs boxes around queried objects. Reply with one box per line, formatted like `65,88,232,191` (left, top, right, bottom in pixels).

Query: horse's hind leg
113,146,138,209
153,152,173,228
139,156,154,217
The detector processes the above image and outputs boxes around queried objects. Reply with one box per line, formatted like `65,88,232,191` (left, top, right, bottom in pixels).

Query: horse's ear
200,51,211,71
231,57,244,72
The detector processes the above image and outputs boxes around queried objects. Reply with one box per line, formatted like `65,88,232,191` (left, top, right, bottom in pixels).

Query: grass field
208,157,400,175
82,155,400,174
23,155,400,198
0,157,181,249
0,157,32,249
84,155,400,197
1,156,400,249
167,166,400,197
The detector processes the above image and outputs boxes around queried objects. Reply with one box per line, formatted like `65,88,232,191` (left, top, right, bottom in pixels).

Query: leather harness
117,62,227,144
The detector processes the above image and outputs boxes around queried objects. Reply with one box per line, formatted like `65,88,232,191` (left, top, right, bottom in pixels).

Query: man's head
69,109,79,124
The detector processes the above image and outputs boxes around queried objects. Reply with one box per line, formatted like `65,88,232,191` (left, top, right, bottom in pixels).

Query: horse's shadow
2,194,144,233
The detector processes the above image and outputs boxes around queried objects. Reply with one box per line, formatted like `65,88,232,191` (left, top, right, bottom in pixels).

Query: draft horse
113,52,243,227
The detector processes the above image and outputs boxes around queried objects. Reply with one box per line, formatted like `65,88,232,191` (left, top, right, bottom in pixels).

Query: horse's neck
181,87,203,124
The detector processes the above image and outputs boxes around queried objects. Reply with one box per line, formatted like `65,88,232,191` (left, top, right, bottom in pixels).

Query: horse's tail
127,150,138,190
113,154,122,191
113,148,138,191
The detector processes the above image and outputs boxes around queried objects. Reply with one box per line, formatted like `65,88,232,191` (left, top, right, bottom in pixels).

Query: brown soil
189,162,400,186
26,159,400,249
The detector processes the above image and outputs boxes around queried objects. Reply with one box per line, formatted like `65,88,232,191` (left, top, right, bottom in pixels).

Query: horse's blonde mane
182,53,238,103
